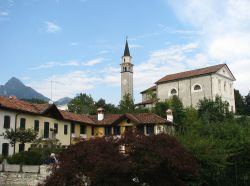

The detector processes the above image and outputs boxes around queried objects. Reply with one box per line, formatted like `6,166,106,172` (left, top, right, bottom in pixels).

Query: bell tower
121,38,133,100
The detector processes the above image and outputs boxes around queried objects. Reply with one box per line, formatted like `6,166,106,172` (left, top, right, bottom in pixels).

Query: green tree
95,98,119,114
168,95,186,133
197,96,231,124
245,91,250,115
68,93,96,114
119,93,135,113
151,101,169,118
3,129,38,148
234,89,246,115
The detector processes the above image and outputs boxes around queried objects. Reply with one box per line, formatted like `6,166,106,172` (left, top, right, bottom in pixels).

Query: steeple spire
123,37,130,57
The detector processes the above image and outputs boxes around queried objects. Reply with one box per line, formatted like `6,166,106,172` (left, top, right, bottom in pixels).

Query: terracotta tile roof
135,99,158,106
140,85,157,94
131,113,168,124
0,96,170,126
88,114,123,125
88,113,168,125
156,64,226,84
59,110,95,124
0,96,50,114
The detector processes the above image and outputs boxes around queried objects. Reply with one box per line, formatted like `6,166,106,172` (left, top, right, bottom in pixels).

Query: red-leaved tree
40,132,198,186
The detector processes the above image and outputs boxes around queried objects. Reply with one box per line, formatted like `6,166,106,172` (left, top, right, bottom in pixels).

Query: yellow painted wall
15,113,71,152
71,124,92,144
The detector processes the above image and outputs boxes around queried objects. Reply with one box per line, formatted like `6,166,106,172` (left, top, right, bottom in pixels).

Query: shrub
7,151,43,165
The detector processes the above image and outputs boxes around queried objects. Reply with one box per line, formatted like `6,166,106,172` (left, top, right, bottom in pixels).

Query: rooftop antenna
49,80,53,104
50,80,64,103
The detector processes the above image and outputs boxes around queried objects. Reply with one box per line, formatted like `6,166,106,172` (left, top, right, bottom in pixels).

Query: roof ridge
156,63,226,84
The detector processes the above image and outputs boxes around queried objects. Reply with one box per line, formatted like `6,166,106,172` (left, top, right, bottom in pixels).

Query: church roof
140,85,157,94
156,63,234,84
123,39,130,56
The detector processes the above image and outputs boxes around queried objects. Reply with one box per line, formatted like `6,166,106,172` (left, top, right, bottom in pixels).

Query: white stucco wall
212,73,235,112
157,75,212,108
0,109,16,156
14,113,71,152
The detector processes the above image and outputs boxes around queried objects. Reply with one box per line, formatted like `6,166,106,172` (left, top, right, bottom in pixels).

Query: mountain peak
0,77,49,101
5,77,24,87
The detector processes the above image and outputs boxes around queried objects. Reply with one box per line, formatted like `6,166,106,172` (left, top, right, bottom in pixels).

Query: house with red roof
0,96,172,156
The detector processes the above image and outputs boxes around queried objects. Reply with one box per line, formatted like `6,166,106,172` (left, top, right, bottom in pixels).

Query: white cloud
29,71,101,101
97,50,109,55
31,58,104,70
44,21,61,33
31,60,79,70
129,44,143,49
70,42,78,46
0,11,9,16
82,58,103,66
133,42,207,92
167,0,250,95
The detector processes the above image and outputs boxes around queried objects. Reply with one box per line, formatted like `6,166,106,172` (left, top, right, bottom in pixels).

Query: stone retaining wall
0,163,50,186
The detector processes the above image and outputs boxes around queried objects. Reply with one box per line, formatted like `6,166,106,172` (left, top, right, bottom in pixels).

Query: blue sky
1,0,250,104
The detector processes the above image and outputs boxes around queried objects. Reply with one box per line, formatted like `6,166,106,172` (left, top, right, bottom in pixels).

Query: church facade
136,64,236,112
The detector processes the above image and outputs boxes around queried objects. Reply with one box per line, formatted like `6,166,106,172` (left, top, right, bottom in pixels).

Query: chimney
166,109,173,123
97,107,105,121
9,95,17,99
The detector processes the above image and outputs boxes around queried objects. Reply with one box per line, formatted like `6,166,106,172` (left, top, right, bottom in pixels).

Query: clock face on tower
122,79,127,85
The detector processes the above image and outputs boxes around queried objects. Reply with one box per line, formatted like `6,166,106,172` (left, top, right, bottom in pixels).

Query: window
104,126,112,136
4,115,10,129
2,143,9,156
20,118,26,129
64,125,68,135
34,120,39,132
192,84,202,92
54,123,58,134
137,125,144,134
224,82,227,92
194,84,201,90
80,125,86,134
91,126,95,136
170,88,177,95
19,144,25,152
71,123,75,134
146,125,154,135
44,122,49,138
113,126,121,135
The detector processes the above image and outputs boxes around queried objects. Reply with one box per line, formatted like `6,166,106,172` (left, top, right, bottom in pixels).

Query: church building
136,64,236,112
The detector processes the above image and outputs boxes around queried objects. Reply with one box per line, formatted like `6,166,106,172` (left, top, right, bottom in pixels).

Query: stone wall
0,164,50,186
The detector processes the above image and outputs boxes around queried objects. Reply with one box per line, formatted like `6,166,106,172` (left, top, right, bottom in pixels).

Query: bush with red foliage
121,131,199,186
41,132,198,186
